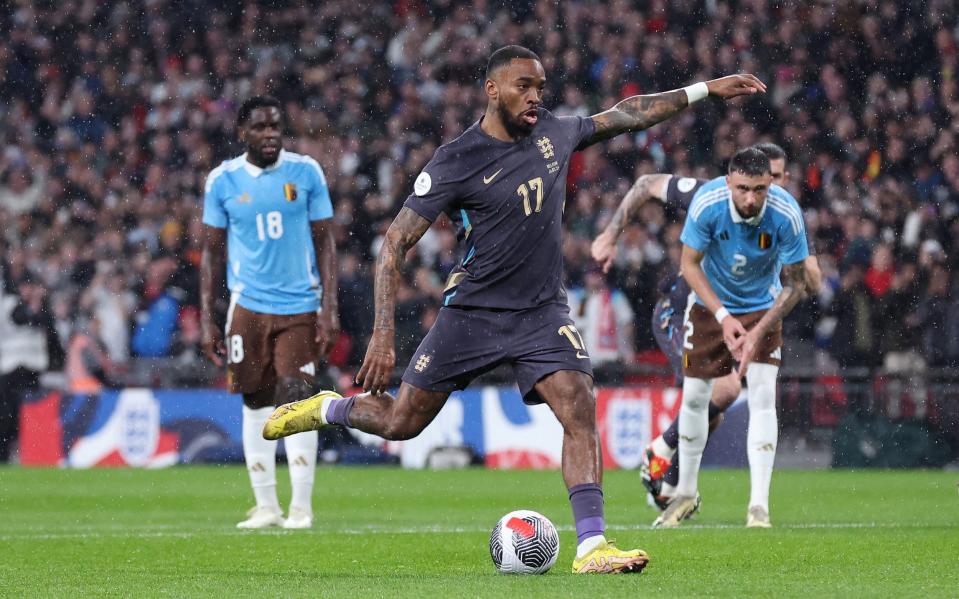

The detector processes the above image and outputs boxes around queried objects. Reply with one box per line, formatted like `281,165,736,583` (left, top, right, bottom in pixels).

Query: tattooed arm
584,74,766,146
355,207,432,394
738,261,809,376
591,173,670,272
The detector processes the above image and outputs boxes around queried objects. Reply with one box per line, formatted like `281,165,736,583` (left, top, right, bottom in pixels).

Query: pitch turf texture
1,468,956,598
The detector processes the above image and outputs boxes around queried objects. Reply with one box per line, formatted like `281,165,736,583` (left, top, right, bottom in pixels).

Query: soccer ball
489,510,560,574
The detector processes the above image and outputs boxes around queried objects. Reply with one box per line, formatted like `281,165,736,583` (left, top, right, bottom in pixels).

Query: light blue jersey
680,176,808,313
202,150,333,315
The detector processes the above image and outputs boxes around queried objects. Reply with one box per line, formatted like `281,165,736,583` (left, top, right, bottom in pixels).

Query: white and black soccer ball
489,510,560,574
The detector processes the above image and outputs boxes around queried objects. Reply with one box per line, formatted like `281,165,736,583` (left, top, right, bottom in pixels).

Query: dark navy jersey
664,176,707,212
404,109,595,310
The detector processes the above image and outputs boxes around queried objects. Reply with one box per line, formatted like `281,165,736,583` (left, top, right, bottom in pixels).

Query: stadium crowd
0,0,958,399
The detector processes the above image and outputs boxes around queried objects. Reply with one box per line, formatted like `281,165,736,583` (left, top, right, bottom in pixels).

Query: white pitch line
0,521,949,542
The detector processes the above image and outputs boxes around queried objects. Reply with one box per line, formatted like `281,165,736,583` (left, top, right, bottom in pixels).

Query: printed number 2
518,177,544,216
731,253,747,276
228,334,244,364
256,211,284,240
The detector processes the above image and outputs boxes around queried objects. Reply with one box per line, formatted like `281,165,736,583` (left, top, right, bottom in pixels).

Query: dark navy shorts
651,296,686,387
402,302,593,404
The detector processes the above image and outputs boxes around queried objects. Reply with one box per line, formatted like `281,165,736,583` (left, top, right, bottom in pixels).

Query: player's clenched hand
356,329,395,395
706,74,766,99
720,315,747,359
315,310,340,358
201,318,226,367
591,231,618,273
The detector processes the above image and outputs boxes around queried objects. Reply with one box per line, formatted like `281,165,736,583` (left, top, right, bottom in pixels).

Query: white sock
242,406,280,511
651,435,674,459
576,534,607,558
660,482,677,498
284,430,318,512
676,377,713,498
746,363,779,511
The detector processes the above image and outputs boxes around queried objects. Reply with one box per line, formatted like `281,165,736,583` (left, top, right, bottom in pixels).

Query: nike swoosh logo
576,352,589,359
483,168,504,184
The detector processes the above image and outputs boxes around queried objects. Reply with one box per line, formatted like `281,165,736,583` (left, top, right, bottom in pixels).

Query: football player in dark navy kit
265,45,764,572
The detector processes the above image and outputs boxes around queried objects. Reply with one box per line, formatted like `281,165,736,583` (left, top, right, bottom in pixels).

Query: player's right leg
228,305,284,529
654,371,741,504
267,305,505,442
263,382,450,440
238,387,285,529
654,303,734,528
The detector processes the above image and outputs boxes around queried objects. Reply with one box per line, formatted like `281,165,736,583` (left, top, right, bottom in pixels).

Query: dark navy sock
664,453,680,486
664,400,724,450
662,417,679,449
325,395,356,427
568,483,605,544
708,400,723,421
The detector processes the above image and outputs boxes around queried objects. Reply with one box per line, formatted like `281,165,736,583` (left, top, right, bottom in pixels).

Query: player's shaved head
728,147,771,177
486,45,541,79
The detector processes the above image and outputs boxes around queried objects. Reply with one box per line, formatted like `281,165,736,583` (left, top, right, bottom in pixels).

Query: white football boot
236,506,284,529
282,506,314,529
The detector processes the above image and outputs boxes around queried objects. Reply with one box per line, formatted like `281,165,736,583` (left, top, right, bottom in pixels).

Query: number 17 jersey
202,149,334,315
404,109,595,310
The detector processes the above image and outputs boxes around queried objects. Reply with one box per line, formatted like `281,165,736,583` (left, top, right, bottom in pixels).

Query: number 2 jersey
680,176,808,313
404,109,595,310
202,149,334,315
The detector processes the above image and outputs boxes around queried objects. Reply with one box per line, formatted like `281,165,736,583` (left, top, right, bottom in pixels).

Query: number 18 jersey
202,149,333,315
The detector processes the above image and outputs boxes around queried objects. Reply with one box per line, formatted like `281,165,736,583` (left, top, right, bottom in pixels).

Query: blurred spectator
567,267,635,373
0,270,60,462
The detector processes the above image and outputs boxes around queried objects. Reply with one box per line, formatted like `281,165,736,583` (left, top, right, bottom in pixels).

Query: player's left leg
745,363,778,528
533,370,648,574
738,309,783,528
513,304,646,573
657,372,739,502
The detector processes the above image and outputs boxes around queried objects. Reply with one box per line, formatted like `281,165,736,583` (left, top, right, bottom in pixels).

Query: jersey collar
728,193,767,226
242,149,285,177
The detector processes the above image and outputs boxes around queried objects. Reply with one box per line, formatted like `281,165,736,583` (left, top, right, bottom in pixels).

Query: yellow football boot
571,540,649,574
262,390,342,440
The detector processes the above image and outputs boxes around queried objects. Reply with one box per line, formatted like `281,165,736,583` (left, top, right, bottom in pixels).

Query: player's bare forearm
371,207,431,335
311,219,338,317
752,262,808,338
587,90,688,145
804,255,823,294
199,225,227,321
604,174,670,238
680,244,724,316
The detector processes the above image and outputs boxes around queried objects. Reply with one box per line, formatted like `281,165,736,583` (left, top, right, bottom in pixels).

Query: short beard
496,102,533,138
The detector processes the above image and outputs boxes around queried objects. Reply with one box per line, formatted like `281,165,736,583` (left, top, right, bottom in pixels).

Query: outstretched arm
584,74,766,146
591,173,670,272
738,261,809,376
355,207,432,394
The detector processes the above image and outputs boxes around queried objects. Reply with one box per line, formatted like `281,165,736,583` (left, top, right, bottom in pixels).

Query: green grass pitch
0,466,956,597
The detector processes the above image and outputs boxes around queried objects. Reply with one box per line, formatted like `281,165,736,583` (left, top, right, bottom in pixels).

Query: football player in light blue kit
654,147,809,528
200,95,338,529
